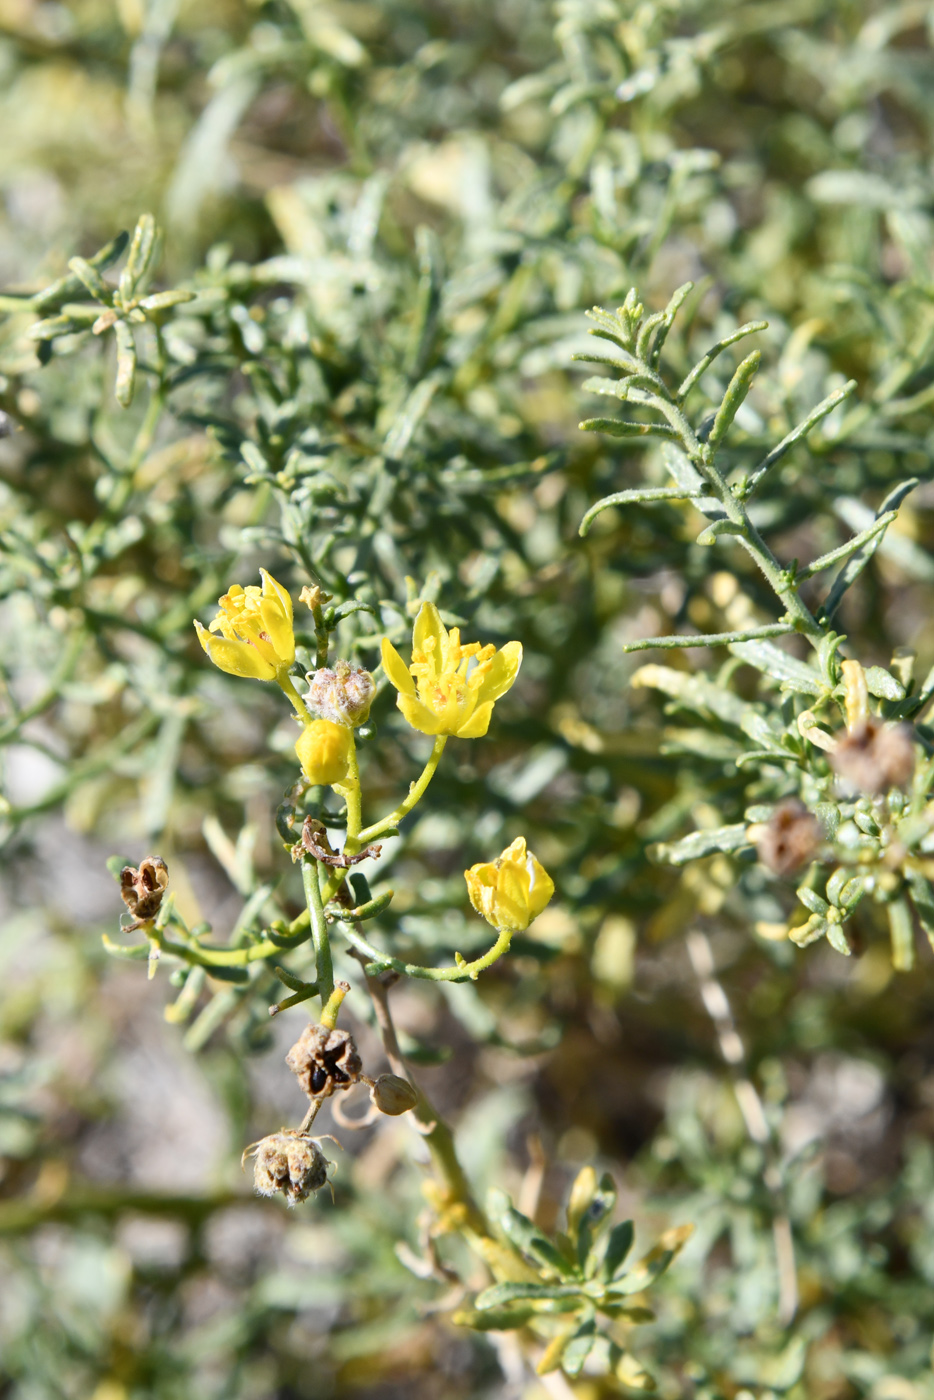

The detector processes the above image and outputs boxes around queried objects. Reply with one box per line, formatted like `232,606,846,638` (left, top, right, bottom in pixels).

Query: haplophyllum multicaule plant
577,285,934,968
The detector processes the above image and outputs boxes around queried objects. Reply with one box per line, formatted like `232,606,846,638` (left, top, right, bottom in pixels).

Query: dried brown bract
286,1023,362,1099
120,856,169,929
294,815,382,869
832,721,915,796
755,800,822,876
245,1130,330,1204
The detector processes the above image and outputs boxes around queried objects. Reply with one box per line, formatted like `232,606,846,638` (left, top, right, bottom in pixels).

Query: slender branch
339,922,512,983
356,955,486,1233
303,855,333,1004
357,734,447,844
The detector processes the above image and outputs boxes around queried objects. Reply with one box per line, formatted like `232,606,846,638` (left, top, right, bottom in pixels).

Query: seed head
305,660,376,728
120,856,169,921
832,721,915,796
755,800,821,876
247,1130,330,1204
286,1023,362,1099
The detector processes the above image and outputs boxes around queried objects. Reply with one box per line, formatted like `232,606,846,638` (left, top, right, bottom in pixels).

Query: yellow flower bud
295,720,353,787
464,836,554,933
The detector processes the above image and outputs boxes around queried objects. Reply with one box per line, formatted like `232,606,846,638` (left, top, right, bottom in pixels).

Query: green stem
358,734,447,844
277,670,311,724
303,855,333,1004
339,923,512,983
357,954,486,1233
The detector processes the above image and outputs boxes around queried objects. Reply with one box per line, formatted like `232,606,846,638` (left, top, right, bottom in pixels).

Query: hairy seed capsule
250,1130,329,1204
755,799,822,876
831,721,915,796
286,1024,362,1100
370,1074,418,1116
305,660,376,728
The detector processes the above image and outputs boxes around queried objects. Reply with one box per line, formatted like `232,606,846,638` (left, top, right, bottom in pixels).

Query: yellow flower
296,719,353,786
465,837,554,932
194,570,294,680
381,602,522,738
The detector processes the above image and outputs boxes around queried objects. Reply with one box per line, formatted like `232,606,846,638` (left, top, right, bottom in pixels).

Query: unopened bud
248,1130,329,1204
286,1023,362,1099
370,1074,418,1116
295,719,353,786
306,660,376,728
754,800,821,876
832,721,915,796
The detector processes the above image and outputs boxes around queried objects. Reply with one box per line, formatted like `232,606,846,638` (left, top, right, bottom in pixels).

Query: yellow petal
476,641,522,704
381,638,417,696
455,701,494,738
413,602,445,674
527,855,555,920
259,595,295,666
194,621,276,680
260,569,293,624
398,693,445,735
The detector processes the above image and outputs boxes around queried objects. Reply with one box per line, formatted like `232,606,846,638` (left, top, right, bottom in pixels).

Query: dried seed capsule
286,1024,362,1099
755,800,821,876
120,856,169,921
370,1074,418,1116
305,660,376,728
831,721,915,796
249,1130,330,1204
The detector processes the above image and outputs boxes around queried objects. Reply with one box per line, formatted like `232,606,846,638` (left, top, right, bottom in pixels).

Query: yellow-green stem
358,734,447,844
302,855,333,1004
277,671,311,724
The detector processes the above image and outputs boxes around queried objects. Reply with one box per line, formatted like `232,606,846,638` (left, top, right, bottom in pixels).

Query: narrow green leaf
114,319,137,407
745,380,857,491
729,638,823,695
695,518,744,546
120,213,157,304
864,665,906,701
707,349,760,449
623,623,794,653
652,824,750,866
579,416,678,440
797,511,896,580
821,479,921,622
451,1306,537,1331
676,321,768,402
579,486,705,536
600,1220,635,1281
474,1282,583,1310
68,256,113,305
888,897,915,972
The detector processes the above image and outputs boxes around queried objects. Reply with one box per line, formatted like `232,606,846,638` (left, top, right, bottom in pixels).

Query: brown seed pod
120,856,169,923
247,1130,330,1204
755,800,822,876
286,1024,362,1099
831,721,915,796
370,1074,418,1116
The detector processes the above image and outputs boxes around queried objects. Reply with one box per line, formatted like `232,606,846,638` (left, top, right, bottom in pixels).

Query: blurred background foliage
2,0,934,1397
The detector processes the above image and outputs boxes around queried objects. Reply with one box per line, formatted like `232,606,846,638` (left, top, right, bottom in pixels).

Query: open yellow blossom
465,837,554,932
194,570,294,681
381,602,522,738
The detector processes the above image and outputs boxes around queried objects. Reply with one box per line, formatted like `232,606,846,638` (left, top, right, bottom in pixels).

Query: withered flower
246,1130,330,1204
754,800,822,876
286,1024,362,1099
832,721,915,797
120,856,169,925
